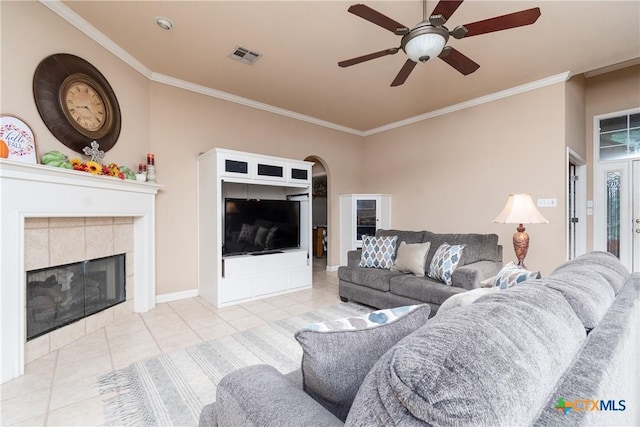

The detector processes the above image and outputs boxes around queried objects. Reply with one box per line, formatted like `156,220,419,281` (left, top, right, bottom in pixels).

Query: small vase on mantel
146,165,156,182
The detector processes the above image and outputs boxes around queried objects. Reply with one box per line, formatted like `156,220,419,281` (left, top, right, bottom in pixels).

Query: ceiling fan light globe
404,33,446,62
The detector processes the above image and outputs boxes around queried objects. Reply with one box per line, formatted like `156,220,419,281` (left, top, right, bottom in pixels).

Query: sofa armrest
213,364,343,427
452,260,503,290
347,250,362,268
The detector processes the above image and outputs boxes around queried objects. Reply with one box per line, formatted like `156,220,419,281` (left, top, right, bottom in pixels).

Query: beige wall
584,65,640,250
1,2,363,296
565,75,587,160
362,84,569,275
4,2,636,293
149,83,362,293
0,1,150,167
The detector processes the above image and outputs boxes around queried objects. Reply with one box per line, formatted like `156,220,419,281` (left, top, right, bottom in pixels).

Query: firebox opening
26,253,126,341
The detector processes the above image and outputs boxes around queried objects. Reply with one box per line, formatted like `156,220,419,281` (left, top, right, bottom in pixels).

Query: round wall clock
33,53,121,154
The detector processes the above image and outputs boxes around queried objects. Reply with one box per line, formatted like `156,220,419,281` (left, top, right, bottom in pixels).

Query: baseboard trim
156,289,199,304
326,265,340,272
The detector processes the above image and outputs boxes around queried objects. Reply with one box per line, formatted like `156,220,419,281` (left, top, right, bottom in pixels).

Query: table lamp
492,194,548,268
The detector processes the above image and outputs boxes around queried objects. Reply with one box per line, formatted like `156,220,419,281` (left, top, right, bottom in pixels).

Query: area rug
98,302,370,426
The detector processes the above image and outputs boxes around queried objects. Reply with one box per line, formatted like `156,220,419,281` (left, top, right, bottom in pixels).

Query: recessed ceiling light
155,16,173,31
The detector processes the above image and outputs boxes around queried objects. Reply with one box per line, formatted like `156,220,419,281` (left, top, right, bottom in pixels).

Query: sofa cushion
423,231,501,267
428,243,466,285
390,241,431,277
375,229,425,245
341,267,403,292
494,261,541,289
539,269,616,331
389,275,467,306
358,235,397,269
552,251,629,294
295,304,431,422
346,284,586,426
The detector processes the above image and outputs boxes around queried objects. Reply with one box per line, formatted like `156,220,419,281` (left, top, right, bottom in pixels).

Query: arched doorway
305,155,328,271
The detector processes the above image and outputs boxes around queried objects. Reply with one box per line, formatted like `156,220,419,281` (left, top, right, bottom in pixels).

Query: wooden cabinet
198,148,313,307
313,226,326,258
339,194,391,266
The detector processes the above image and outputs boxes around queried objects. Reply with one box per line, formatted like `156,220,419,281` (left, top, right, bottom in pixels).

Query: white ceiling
61,1,640,133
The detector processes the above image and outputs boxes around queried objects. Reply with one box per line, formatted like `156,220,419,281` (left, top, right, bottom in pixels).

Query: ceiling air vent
229,46,261,65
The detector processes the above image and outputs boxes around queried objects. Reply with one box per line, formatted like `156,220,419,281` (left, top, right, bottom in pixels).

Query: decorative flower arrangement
41,142,137,180
69,158,135,180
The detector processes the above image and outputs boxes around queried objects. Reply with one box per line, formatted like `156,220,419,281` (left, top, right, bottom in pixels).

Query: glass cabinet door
356,199,377,240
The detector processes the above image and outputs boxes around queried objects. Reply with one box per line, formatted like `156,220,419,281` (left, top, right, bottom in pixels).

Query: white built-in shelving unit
197,149,313,307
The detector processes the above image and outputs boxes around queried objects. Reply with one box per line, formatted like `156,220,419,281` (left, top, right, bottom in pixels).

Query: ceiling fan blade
348,4,409,35
338,48,399,68
430,0,464,24
390,59,418,87
457,7,541,38
438,46,479,75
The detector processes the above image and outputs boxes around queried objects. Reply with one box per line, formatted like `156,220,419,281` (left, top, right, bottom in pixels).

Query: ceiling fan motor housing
401,23,450,62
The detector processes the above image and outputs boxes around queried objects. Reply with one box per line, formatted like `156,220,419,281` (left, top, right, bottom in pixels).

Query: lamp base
513,224,529,269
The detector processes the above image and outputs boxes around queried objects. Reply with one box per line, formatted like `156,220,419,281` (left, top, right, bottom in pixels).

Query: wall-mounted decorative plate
0,115,38,164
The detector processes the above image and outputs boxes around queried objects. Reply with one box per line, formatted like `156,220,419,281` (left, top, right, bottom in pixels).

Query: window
599,112,640,161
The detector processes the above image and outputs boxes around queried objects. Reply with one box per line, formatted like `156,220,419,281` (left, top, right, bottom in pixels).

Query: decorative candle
147,153,155,165
138,163,147,173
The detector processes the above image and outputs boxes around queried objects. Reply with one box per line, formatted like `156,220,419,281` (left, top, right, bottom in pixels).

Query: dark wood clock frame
33,53,121,154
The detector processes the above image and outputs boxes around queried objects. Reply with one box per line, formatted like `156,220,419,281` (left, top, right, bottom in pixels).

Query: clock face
58,73,114,139
64,82,106,132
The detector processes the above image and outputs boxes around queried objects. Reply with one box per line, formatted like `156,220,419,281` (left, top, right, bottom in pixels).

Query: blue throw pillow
428,243,466,285
358,235,397,269
494,262,541,289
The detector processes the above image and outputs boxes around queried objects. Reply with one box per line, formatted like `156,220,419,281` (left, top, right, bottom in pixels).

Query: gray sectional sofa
338,229,503,314
200,251,639,426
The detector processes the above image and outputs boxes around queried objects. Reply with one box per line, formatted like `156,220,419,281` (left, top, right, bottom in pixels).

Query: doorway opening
567,148,587,260
305,155,329,272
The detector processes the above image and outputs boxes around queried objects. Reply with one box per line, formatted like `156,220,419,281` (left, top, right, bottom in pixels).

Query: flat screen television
223,198,300,256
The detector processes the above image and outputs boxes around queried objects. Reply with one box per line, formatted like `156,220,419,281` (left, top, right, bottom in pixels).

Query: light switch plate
537,198,557,207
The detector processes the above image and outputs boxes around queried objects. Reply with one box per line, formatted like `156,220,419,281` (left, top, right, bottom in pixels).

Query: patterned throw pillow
428,243,466,286
494,261,541,289
358,235,397,269
237,223,258,243
304,305,424,332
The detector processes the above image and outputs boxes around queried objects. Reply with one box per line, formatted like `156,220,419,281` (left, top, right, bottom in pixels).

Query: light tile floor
1,259,340,426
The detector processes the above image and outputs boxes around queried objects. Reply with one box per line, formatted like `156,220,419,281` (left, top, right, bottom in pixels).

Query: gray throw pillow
294,304,431,422
390,241,431,277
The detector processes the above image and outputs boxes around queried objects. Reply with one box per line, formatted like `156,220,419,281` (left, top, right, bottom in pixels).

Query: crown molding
149,73,364,136
39,0,571,138
40,0,152,79
583,57,640,78
363,72,571,136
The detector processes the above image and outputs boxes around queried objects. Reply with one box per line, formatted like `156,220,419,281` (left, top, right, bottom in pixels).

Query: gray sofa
200,251,639,426
338,229,503,314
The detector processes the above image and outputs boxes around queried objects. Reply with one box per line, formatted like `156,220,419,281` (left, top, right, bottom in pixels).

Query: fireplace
0,159,161,383
27,254,126,340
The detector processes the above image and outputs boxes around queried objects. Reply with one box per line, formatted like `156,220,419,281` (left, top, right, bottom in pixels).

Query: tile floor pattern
1,259,340,426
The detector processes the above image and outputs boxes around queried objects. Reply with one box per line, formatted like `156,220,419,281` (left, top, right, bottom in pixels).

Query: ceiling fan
338,0,541,86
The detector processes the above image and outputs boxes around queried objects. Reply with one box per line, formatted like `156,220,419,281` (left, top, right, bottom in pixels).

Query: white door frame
633,160,640,272
567,148,587,259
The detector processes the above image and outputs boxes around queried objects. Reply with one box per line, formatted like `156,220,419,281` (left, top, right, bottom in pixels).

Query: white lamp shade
404,33,446,62
492,194,549,224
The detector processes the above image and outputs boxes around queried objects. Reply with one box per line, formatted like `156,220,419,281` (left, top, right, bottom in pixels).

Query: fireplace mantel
0,159,161,383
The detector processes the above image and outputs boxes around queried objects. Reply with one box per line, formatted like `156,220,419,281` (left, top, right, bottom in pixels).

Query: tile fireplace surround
0,159,161,383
